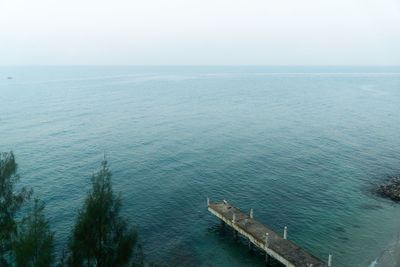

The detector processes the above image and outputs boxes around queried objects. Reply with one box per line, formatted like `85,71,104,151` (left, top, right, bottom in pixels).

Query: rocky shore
378,176,400,201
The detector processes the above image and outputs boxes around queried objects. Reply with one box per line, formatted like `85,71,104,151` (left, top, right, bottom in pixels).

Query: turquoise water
1,66,400,266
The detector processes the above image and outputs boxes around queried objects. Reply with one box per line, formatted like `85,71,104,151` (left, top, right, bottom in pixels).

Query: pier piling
232,213,238,240
249,240,253,251
265,252,271,266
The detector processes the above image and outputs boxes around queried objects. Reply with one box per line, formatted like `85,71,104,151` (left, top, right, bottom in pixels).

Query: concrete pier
208,199,329,267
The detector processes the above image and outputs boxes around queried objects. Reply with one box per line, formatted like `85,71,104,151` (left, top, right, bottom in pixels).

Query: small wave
368,259,378,267
369,235,400,267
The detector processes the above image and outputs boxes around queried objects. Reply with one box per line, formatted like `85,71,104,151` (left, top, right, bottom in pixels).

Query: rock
335,227,346,233
377,176,400,201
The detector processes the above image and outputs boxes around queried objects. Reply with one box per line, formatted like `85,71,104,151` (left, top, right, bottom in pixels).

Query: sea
1,66,400,266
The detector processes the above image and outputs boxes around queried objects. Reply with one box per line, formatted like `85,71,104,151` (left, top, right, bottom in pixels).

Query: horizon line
1,64,400,67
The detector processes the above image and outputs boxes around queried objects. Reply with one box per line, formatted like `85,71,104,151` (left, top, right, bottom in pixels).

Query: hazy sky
1,0,400,65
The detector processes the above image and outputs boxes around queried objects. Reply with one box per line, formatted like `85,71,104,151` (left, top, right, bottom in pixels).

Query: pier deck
208,200,329,267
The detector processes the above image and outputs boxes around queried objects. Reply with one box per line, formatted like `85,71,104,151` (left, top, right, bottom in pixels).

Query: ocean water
1,66,400,266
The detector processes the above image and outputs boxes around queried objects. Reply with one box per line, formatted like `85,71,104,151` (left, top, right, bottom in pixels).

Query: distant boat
7,77,12,79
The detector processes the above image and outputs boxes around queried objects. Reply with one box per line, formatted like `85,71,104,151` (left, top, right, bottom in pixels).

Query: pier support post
264,232,270,265
232,214,238,240
283,226,287,239
248,240,253,251
248,210,253,249
233,229,238,240
220,219,224,229
265,253,270,266
328,254,332,267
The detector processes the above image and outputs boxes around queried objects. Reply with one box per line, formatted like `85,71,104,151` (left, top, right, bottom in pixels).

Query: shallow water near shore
1,66,400,266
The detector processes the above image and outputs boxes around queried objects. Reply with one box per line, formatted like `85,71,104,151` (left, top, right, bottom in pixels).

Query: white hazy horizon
1,0,400,65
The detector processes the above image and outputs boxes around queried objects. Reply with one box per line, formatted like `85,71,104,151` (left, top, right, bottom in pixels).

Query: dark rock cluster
378,176,400,201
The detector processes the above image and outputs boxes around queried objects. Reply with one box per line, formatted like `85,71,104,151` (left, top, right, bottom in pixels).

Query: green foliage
1,152,145,266
67,158,139,267
14,198,55,267
132,244,146,267
0,152,32,266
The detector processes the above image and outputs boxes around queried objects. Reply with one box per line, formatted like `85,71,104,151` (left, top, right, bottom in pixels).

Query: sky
1,0,400,65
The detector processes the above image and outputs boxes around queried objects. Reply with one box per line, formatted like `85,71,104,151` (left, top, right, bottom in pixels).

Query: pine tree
67,158,138,267
0,152,32,266
14,198,55,267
